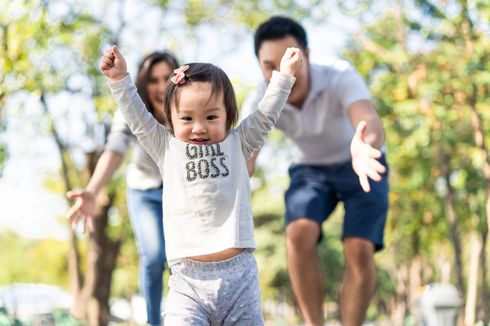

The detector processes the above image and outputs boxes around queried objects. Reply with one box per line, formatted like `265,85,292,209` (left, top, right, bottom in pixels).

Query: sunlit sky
0,1,360,239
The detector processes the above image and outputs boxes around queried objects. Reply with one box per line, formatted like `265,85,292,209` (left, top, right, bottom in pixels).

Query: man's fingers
370,158,387,174
359,174,370,192
354,120,367,140
366,168,382,182
366,146,382,158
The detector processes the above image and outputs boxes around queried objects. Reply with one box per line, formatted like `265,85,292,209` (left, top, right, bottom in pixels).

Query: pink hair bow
170,65,190,85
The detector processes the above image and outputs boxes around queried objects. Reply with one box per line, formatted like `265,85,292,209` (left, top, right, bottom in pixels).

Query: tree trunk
390,263,408,326
464,232,481,326
70,152,121,326
84,197,121,326
478,229,489,323
68,229,83,312
40,92,121,325
408,231,422,316
438,145,465,296
468,89,490,322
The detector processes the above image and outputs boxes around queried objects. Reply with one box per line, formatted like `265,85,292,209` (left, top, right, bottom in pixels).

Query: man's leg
340,237,376,326
286,218,324,326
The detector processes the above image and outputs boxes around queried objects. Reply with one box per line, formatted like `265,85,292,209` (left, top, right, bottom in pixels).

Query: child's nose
192,121,206,134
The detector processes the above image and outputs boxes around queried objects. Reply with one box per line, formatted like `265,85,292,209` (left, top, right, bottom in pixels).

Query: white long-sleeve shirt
105,110,162,190
109,70,295,264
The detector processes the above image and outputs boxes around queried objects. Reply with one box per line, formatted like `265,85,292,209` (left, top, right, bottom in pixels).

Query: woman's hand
66,190,97,232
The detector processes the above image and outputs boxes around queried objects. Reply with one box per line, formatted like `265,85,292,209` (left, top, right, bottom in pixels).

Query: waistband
177,249,254,270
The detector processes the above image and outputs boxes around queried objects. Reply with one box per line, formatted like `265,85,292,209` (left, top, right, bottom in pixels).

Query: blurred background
0,0,489,325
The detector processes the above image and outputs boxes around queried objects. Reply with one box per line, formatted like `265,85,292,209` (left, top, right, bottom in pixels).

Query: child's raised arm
237,48,301,159
101,46,167,167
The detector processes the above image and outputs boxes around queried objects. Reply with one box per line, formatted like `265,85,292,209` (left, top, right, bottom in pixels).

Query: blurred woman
66,51,179,326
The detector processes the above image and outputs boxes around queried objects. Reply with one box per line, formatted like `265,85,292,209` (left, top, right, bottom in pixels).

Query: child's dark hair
136,51,179,117
163,63,238,132
254,16,308,57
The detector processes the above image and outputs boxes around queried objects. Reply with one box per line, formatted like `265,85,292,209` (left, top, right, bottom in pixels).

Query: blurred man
242,16,389,326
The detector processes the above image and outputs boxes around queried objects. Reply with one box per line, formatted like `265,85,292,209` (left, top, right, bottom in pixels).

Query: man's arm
347,99,385,149
347,100,386,192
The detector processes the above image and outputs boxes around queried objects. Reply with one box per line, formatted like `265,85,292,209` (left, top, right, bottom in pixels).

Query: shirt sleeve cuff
271,70,296,87
108,73,132,89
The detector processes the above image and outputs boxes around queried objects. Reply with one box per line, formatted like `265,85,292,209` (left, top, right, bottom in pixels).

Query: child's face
171,82,228,144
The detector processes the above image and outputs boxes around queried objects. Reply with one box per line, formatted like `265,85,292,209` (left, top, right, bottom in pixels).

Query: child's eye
181,116,192,121
207,115,218,120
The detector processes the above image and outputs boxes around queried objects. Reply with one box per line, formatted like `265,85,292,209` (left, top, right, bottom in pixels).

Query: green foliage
252,178,289,300
176,0,320,28
344,0,490,315
110,205,140,299
0,232,71,287
0,144,7,177
52,309,84,326
0,0,111,99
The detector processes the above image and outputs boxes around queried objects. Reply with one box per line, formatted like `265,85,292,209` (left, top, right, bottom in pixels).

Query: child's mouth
191,138,209,144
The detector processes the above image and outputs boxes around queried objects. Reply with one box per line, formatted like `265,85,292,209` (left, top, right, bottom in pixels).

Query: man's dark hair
254,16,308,57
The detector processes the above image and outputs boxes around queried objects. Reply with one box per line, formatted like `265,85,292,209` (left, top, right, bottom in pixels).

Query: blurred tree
0,0,122,324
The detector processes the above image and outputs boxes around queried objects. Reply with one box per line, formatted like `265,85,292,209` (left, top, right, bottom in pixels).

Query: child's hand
279,47,302,76
100,46,128,81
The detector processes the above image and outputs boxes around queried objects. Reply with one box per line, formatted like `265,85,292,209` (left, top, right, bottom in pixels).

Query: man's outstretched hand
350,120,387,192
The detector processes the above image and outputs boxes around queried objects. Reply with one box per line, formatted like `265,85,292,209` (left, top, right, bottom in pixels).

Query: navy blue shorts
285,155,389,251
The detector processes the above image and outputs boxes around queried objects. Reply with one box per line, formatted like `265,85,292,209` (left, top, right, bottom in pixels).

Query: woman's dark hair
135,51,179,117
254,16,308,57
163,63,238,133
